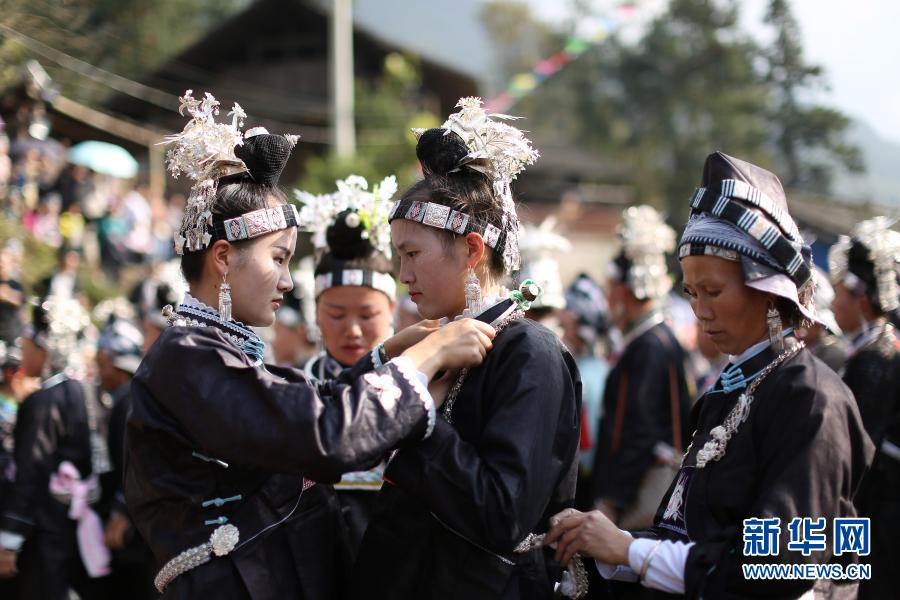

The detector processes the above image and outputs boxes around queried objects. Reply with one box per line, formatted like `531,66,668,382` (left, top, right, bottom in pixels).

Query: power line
0,22,180,110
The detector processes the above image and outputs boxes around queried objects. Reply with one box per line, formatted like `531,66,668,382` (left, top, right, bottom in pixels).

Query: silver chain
682,341,805,469
441,310,524,423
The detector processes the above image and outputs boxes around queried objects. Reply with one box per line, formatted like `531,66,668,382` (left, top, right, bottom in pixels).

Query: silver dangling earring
767,301,784,353
218,272,232,321
464,267,483,317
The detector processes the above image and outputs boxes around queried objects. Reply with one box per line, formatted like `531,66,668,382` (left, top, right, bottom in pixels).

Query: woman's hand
383,320,441,360
402,319,495,380
104,511,131,551
545,508,634,567
0,548,17,578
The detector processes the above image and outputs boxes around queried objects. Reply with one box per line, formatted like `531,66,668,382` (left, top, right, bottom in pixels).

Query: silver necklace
683,341,805,469
440,310,524,424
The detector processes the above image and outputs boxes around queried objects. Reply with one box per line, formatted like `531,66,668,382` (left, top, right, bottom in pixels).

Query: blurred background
0,0,897,299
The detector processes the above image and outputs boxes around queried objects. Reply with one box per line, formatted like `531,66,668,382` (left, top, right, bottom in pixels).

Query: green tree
605,0,770,214
763,0,863,192
480,0,564,81
0,0,246,99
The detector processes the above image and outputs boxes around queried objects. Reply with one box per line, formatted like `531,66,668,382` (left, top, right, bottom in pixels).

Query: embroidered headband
215,204,300,243
388,197,508,255
314,271,397,299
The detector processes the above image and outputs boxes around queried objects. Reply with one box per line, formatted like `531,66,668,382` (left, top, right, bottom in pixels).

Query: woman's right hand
401,318,495,380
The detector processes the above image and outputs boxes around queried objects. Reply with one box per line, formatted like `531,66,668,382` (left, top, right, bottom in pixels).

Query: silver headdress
615,205,676,300
404,97,539,272
296,175,398,299
829,216,900,313
35,296,92,375
295,174,397,260
518,216,571,310
162,90,248,255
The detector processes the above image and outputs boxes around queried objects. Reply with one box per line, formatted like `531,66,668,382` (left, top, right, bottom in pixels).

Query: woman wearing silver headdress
589,205,692,532
546,152,873,599
829,216,900,599
0,297,109,600
122,92,494,600
295,174,399,556
353,98,582,599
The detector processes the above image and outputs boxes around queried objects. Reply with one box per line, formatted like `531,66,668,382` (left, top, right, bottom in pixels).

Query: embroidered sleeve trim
388,356,436,439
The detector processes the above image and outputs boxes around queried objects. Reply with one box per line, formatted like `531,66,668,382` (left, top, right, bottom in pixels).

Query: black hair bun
325,209,375,260
234,132,295,186
416,128,469,176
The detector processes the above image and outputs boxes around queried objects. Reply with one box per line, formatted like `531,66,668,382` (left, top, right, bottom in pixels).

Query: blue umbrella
68,140,139,179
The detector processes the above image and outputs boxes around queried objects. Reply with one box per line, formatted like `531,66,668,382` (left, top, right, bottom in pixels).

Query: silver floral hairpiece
617,205,676,300
294,174,397,260
829,216,900,312
161,90,249,255
412,97,539,272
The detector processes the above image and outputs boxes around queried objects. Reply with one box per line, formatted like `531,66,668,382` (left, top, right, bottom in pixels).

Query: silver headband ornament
162,91,299,255
404,97,539,272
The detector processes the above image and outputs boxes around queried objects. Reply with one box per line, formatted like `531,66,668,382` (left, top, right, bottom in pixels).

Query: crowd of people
0,90,895,600
0,115,183,281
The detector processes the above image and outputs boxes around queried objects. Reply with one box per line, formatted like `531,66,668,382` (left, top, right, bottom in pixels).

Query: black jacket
591,319,692,510
841,322,900,600
354,316,582,599
0,376,93,541
125,324,434,600
643,344,872,599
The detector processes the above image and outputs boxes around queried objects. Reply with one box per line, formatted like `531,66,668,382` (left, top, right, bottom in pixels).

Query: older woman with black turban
546,152,873,599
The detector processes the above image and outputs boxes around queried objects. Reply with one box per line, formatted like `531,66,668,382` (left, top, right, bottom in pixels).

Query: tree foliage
484,0,864,215
0,0,246,97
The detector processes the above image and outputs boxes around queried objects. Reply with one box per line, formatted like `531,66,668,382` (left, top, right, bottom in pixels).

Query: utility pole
330,0,356,157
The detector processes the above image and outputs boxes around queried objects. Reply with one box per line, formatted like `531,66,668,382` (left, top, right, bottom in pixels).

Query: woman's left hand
545,508,633,567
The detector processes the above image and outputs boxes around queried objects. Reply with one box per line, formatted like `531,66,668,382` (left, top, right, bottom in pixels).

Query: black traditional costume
353,97,583,599
590,206,692,529
97,317,156,598
0,298,110,600
595,152,873,599
123,91,437,600
828,217,900,599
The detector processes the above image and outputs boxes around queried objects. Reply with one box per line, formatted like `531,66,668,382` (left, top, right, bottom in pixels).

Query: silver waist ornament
154,524,240,593
514,533,588,599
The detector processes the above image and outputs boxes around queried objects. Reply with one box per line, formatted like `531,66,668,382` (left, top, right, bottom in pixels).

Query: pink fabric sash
49,461,111,577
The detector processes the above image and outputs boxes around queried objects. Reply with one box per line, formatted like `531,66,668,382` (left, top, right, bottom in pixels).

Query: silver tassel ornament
218,277,232,321
766,302,784,354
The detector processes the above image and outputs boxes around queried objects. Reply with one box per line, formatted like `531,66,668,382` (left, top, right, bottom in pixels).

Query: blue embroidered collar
707,328,794,395
175,294,266,364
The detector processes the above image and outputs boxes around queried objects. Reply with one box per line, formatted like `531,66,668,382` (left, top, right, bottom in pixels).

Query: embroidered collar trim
172,293,265,364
